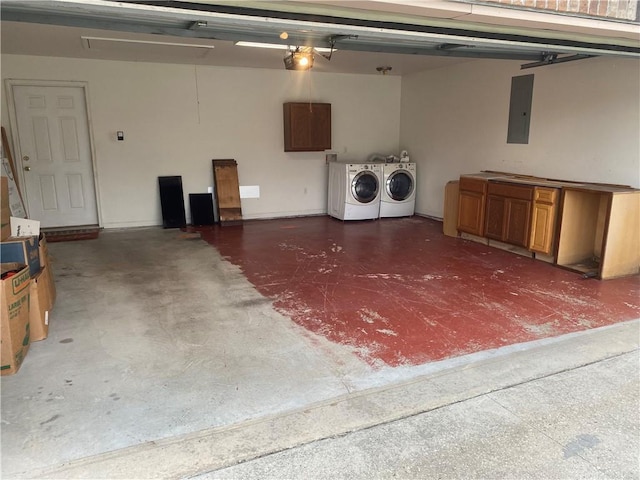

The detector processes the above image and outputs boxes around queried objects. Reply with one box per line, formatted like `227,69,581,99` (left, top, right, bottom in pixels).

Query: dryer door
351,171,379,204
387,171,414,201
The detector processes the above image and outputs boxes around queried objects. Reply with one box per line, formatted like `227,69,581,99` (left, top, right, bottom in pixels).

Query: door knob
24,166,31,171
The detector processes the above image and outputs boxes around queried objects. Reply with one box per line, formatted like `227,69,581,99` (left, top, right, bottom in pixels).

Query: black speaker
158,176,186,228
189,193,215,226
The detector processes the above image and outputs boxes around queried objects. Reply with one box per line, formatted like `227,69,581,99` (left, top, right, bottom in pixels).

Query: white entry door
11,85,98,228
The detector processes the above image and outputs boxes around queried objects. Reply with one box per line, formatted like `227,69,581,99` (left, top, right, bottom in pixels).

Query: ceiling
1,0,638,76
0,21,471,75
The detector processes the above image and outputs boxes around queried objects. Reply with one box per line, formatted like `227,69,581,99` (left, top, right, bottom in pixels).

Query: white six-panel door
12,85,98,228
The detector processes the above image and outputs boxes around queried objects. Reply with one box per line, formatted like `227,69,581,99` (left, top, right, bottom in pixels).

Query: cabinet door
285,103,312,150
484,195,505,240
309,104,331,150
530,202,556,254
457,190,485,236
283,103,331,152
505,198,531,247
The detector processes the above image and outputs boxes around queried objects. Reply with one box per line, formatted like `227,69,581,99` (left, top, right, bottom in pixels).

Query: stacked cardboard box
1,263,31,375
1,179,57,374
1,235,40,276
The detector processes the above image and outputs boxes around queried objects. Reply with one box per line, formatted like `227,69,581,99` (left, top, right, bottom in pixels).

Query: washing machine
328,162,382,220
379,162,416,218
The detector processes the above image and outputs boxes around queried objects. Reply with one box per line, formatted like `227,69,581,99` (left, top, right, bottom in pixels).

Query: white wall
1,55,401,227
4,54,638,227
400,56,640,218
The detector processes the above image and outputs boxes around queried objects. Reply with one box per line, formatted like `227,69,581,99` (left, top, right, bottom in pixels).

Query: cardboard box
11,216,40,237
1,177,9,241
1,263,31,375
38,233,56,307
0,235,40,276
29,268,53,342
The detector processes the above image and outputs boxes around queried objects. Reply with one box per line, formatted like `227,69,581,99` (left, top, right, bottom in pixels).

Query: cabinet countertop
460,172,637,193
460,172,509,180
489,178,578,188
561,183,640,194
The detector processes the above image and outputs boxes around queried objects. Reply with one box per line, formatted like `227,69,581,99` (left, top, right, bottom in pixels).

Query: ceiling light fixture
284,48,314,70
376,66,392,75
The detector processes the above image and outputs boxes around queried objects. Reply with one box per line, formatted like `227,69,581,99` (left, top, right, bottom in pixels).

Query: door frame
5,79,103,227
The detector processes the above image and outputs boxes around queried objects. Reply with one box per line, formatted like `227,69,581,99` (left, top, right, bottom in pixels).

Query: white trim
4,78,103,227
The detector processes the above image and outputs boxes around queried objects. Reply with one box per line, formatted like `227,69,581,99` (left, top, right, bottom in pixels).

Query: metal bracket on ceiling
317,34,357,61
188,21,207,30
437,43,467,50
520,53,595,69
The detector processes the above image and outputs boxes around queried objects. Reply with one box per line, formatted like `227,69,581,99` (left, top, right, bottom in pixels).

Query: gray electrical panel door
507,74,534,144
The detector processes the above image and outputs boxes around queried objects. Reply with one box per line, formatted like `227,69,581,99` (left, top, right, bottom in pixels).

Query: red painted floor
198,216,640,367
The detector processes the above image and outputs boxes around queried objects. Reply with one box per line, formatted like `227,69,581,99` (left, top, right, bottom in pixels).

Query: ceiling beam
1,0,638,61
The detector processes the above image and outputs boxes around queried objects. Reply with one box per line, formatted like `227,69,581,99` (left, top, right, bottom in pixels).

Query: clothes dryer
328,162,382,220
380,162,416,217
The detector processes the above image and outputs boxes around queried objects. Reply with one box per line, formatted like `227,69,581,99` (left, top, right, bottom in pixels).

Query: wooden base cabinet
456,172,639,279
556,187,640,279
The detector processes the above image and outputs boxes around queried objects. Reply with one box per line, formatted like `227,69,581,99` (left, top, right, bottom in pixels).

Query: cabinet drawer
534,187,558,204
487,182,533,201
459,177,487,194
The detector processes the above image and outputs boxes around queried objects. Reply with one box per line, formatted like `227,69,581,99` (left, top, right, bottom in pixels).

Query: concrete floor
1,225,638,479
203,350,640,480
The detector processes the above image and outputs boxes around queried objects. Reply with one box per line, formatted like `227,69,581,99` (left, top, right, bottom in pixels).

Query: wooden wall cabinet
283,102,331,152
484,182,533,248
529,187,558,255
457,177,487,236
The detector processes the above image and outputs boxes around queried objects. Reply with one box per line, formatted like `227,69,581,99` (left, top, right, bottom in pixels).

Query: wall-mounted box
507,74,534,144
283,102,331,152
